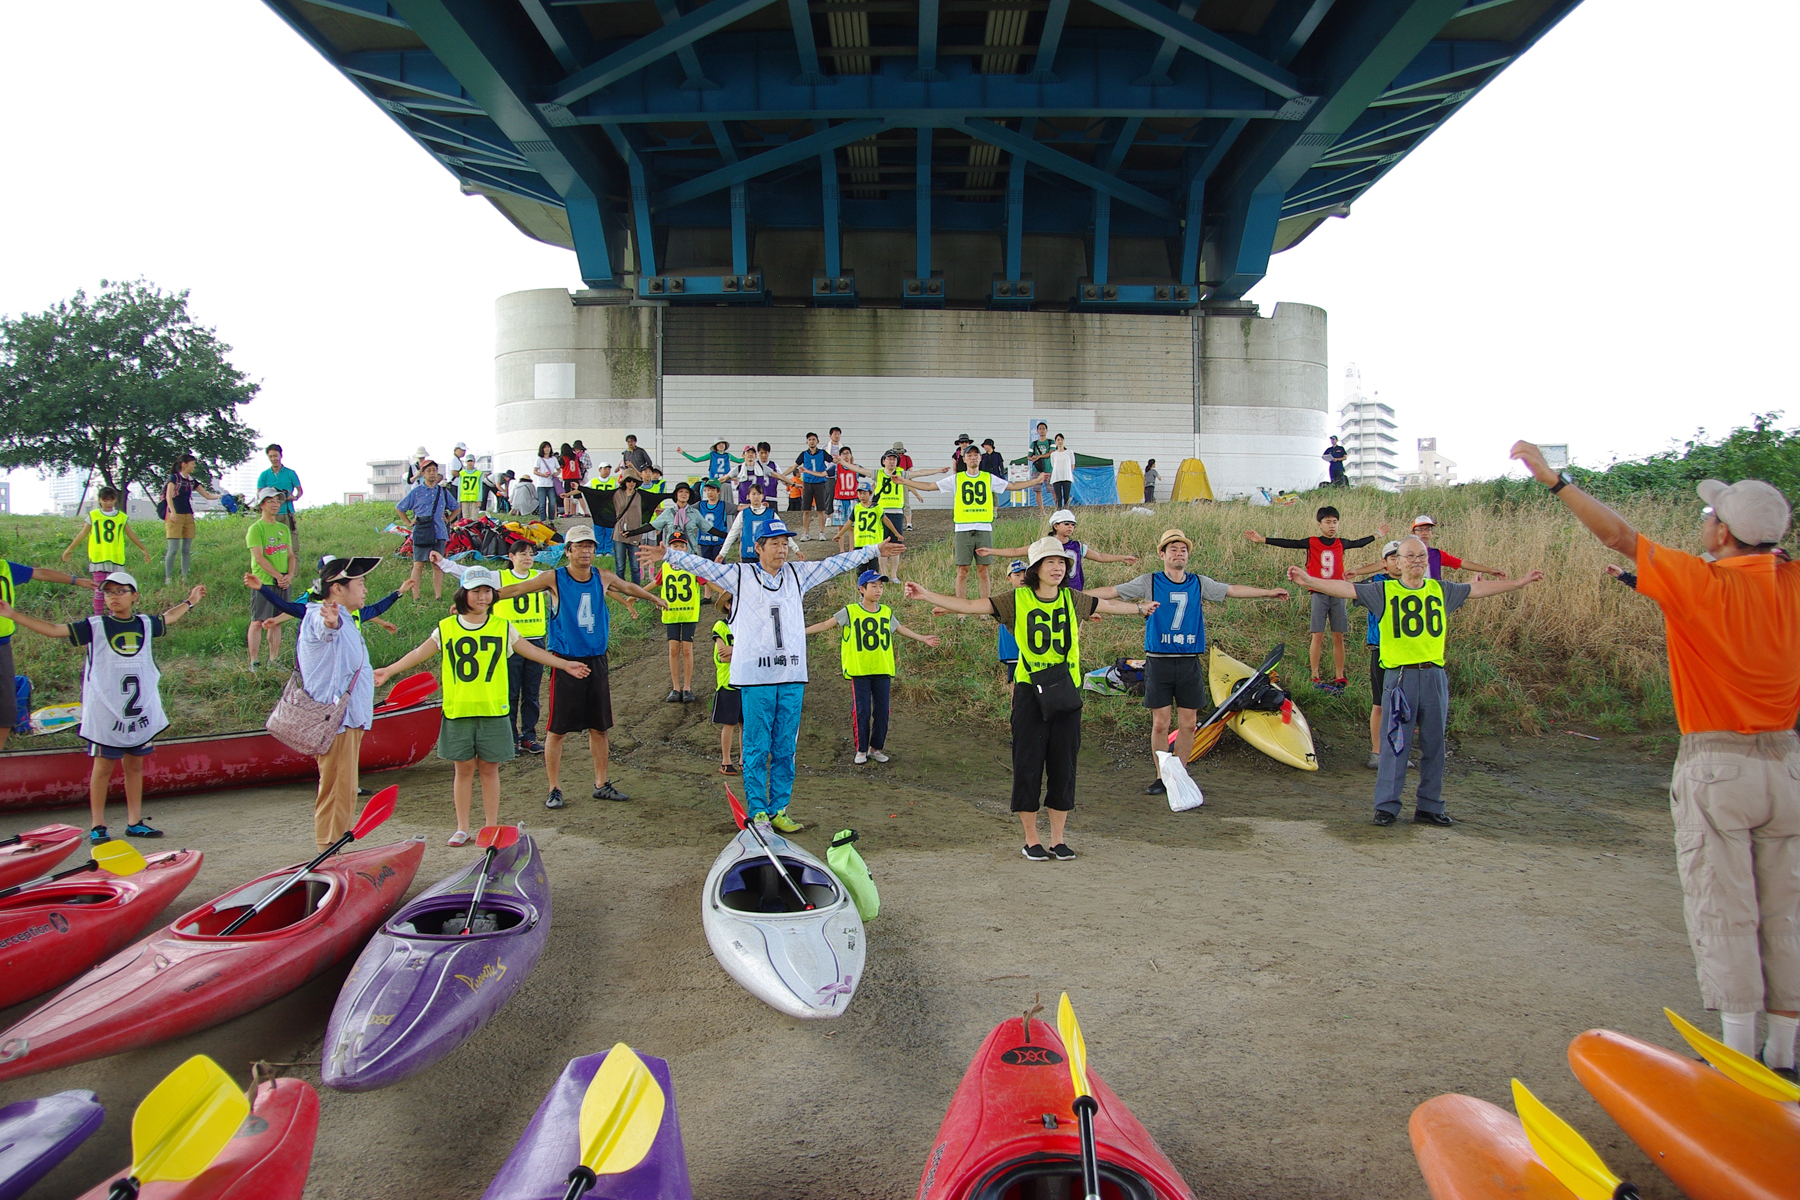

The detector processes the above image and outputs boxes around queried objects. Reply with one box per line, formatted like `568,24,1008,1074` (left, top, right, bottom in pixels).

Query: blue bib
1145,572,1206,654
709,451,733,479
739,507,775,559
548,566,610,657
997,622,1019,662
697,500,728,545
800,448,830,475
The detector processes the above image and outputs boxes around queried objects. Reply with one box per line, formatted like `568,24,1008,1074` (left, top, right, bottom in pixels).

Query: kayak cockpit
389,899,532,938
178,875,336,938
718,858,838,914
974,1155,1159,1200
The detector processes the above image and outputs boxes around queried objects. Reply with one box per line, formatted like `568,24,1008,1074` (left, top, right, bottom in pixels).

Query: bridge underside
268,0,1580,307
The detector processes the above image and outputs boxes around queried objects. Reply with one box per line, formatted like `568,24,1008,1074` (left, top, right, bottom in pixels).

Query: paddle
377,672,438,711
104,1055,250,1200
220,785,397,936
1196,644,1285,734
723,786,813,912
1056,993,1102,1200
1664,1006,1800,1103
458,825,519,936
0,832,24,848
561,1042,666,1200
0,840,149,901
1510,1079,1640,1200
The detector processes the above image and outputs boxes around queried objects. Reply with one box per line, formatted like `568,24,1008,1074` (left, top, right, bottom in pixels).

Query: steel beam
1024,0,1070,81
551,0,781,106
1178,171,1203,284
915,127,934,276
1136,0,1197,88
1090,190,1111,284
821,149,842,275
1080,0,1302,98
517,0,597,71
911,0,946,81
784,0,829,83
652,0,721,89
731,183,749,272
1262,0,1338,63
1102,115,1142,173
655,118,888,209
959,118,1174,218
602,124,660,276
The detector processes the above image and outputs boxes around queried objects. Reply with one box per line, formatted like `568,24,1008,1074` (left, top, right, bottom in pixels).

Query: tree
0,279,259,507
1575,413,1800,505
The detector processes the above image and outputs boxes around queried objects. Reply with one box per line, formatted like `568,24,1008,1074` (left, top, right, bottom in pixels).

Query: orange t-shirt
1635,534,1800,734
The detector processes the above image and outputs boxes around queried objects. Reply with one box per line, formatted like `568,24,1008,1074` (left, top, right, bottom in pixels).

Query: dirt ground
1,525,1709,1199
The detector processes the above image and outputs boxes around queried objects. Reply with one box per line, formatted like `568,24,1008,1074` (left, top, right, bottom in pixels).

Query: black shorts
802,480,832,512
1143,655,1205,711
712,687,742,726
880,511,903,540
547,654,613,735
664,621,697,642
1369,644,1384,705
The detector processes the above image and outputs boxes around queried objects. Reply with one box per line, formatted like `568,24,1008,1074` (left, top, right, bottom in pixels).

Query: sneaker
664,689,682,703
593,782,630,801
1048,843,1076,861
719,762,739,775
1333,678,1349,691
770,811,804,833
545,787,565,809
681,690,696,703
871,750,889,763
854,751,869,765
1021,843,1051,861
447,829,472,847
1372,811,1397,826
519,739,544,755
125,821,163,839
1145,778,1166,795
1366,753,1381,770
1310,677,1328,690
1412,811,1454,827
905,523,914,531
88,825,109,844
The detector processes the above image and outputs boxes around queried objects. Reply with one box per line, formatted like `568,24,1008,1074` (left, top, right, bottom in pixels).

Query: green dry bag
827,829,879,921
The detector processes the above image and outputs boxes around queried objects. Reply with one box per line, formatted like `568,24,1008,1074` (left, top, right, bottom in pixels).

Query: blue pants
508,636,545,742
1375,665,1449,816
741,683,804,818
850,674,891,752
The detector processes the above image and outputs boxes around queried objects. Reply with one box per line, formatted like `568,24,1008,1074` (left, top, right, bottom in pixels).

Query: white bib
77,615,169,747
726,563,810,685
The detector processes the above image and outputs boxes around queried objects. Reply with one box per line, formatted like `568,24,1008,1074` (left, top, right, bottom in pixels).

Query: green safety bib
712,620,734,690
437,612,511,719
839,603,896,678
951,471,995,524
500,568,546,638
458,469,482,502
1011,586,1080,686
0,562,16,638
88,510,128,562
851,504,884,548
1378,577,1448,669
874,469,905,512
660,565,700,623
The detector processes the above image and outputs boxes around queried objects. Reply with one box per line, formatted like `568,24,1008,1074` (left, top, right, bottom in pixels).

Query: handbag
1028,592,1083,719
266,660,361,757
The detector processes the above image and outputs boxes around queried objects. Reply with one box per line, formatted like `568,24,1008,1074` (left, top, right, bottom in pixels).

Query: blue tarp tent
1070,465,1117,506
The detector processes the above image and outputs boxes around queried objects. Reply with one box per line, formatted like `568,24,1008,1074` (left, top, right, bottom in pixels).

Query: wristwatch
1548,471,1573,495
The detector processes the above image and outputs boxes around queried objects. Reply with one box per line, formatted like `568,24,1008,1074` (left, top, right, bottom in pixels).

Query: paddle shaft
460,846,499,935
562,1166,598,1200
219,831,351,936
1198,645,1285,731
744,818,814,912
0,833,20,848
0,857,101,901
1073,1096,1101,1200
106,1175,141,1200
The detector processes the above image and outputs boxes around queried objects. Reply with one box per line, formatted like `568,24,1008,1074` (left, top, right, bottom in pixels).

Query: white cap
1381,540,1402,557
1698,479,1791,545
563,524,598,545
1411,514,1436,528
460,565,502,590
101,571,139,591
1048,509,1077,527
254,487,283,505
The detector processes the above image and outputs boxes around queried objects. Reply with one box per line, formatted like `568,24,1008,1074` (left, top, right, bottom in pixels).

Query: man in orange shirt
1513,440,1800,1078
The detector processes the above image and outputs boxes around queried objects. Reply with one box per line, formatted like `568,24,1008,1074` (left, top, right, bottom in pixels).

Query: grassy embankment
2,483,1699,748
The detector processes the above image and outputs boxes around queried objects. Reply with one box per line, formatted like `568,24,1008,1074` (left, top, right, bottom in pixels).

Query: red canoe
0,838,424,1083
0,825,83,890
917,1013,1196,1200
0,848,204,1010
0,700,441,813
74,1075,318,1200
1570,1028,1800,1200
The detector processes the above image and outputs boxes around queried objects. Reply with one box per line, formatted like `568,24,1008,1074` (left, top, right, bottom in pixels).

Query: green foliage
1571,412,1800,503
0,280,260,501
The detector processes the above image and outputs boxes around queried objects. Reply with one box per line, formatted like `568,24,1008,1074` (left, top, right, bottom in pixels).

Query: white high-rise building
1337,366,1400,489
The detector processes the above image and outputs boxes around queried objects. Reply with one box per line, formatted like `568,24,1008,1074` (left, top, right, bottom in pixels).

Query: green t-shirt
1029,438,1054,468
247,518,293,585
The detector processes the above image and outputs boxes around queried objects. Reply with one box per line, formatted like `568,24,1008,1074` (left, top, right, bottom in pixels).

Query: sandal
446,829,472,847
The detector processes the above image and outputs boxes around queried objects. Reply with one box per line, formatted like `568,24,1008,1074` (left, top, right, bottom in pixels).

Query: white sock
1720,1011,1757,1056
1763,1013,1798,1069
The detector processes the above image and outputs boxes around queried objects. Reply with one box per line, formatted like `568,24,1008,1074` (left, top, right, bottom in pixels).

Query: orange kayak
1409,1093,1578,1200
1569,1028,1800,1200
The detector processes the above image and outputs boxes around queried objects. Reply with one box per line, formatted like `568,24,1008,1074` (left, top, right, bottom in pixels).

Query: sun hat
414,445,429,458
461,565,502,590
254,486,283,505
757,519,794,542
1027,535,1072,566
1381,540,1402,557
101,571,138,591
1411,514,1436,528
1008,559,1028,574
857,569,889,586
955,434,974,445
319,556,381,584
1157,528,1193,551
563,524,598,545
1048,509,1077,529
1699,479,1791,545
891,441,906,452
713,438,729,449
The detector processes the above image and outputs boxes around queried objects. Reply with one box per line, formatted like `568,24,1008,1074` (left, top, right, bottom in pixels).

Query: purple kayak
321,831,550,1091
0,1088,104,1200
484,1048,693,1200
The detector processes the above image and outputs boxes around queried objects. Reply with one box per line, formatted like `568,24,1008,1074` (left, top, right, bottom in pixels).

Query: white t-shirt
935,472,1014,532
1050,448,1076,483
534,456,559,485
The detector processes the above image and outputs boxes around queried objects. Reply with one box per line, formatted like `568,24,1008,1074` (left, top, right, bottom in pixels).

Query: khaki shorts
437,714,518,763
164,513,197,538
953,528,992,567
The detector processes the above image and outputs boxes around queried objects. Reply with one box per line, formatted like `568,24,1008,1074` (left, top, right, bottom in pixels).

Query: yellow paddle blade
577,1044,666,1178
92,841,148,877
129,1056,249,1184
1511,1079,1622,1200
1665,1007,1800,1103
1057,992,1091,1102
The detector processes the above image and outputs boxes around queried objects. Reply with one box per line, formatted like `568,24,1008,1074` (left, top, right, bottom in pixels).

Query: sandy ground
1,525,1710,1199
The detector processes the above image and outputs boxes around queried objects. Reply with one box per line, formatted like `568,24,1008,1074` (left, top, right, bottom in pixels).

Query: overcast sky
2,0,1794,512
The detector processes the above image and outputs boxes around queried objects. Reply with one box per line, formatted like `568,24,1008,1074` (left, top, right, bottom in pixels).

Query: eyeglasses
1701,505,1716,520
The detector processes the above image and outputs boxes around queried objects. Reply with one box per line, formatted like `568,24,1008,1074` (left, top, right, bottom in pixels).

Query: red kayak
0,700,440,813
0,838,424,1083
917,1013,1196,1200
74,1075,318,1200
0,825,83,890
0,848,203,1009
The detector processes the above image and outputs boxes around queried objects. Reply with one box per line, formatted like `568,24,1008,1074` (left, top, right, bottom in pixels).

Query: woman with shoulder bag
902,536,1153,861
395,460,450,602
287,556,380,849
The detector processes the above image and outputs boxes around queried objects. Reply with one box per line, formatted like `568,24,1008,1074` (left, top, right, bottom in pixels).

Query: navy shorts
87,740,155,760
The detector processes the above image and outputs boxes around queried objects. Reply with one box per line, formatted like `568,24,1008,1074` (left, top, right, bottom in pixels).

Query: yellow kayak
1209,646,1318,771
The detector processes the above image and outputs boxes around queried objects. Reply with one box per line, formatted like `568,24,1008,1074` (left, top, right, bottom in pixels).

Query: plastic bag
1155,751,1205,812
11,677,30,734
826,829,879,921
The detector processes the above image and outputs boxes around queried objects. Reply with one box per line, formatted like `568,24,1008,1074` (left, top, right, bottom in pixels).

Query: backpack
826,829,879,921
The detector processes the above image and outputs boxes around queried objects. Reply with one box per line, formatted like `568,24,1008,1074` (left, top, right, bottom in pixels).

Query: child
653,532,701,702
62,488,151,614
1409,514,1508,581
243,562,413,636
979,509,1137,591
675,439,742,486
722,481,778,564
934,559,1028,684
805,570,939,764
247,487,296,669
1244,506,1387,692
0,574,204,843
1349,541,1402,769
695,479,731,562
830,447,874,531
837,481,889,575
711,592,742,774
373,565,587,844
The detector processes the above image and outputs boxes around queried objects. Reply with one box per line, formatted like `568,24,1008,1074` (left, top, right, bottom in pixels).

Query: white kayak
701,826,865,1020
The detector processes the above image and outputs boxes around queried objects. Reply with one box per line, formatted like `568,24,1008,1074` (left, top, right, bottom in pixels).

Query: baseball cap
563,524,598,545
461,565,502,590
1157,527,1193,551
856,479,872,493
1007,559,1028,574
1699,478,1792,545
101,571,138,591
1411,514,1436,528
1381,540,1402,557
757,519,793,541
254,486,283,505
454,442,467,451
667,532,689,547
1048,508,1077,528
1027,535,1071,566
857,569,889,586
